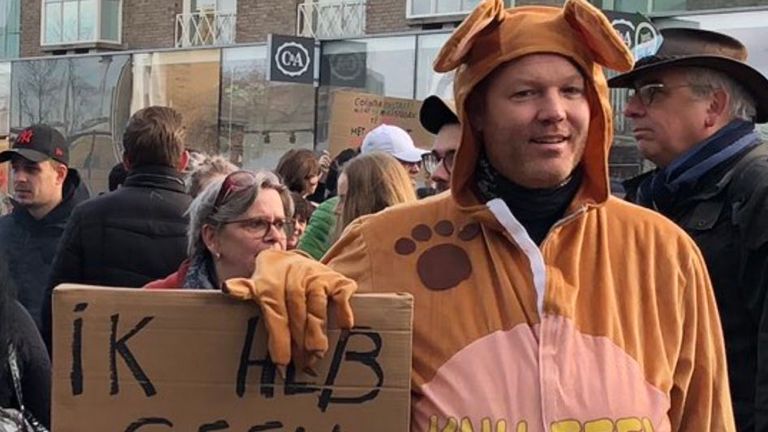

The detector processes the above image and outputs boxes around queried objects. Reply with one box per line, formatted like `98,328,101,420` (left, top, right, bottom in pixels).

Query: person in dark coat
0,256,50,428
610,28,768,431
43,106,192,350
0,124,89,330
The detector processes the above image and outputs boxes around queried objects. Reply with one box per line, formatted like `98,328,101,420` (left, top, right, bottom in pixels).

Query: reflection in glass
44,2,61,44
132,49,222,157
613,0,651,12
436,0,460,14
415,32,451,100
0,62,10,135
322,36,416,98
0,0,20,59
317,36,416,150
219,46,316,171
62,1,78,42
652,0,686,12
411,0,430,16
79,0,96,41
462,0,480,10
11,55,132,192
101,0,120,41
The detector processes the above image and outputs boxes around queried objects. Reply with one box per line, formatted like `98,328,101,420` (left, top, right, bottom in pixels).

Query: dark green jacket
298,197,339,260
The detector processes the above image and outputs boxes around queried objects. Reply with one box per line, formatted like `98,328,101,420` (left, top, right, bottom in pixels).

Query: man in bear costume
225,0,735,429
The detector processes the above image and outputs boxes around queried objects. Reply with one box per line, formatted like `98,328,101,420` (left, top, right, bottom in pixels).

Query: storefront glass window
415,32,452,100
316,36,416,150
219,46,316,171
11,54,132,192
132,49,222,159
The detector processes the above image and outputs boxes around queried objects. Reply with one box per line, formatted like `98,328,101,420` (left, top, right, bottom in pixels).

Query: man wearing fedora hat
0,124,89,330
610,28,768,431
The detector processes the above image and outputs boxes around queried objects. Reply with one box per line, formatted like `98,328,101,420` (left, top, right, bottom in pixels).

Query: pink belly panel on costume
412,316,671,432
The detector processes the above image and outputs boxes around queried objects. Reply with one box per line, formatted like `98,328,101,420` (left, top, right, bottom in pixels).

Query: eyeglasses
399,160,422,169
220,217,294,239
422,150,456,176
627,83,714,106
212,171,257,215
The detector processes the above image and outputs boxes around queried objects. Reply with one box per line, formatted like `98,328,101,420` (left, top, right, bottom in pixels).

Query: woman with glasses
145,170,294,289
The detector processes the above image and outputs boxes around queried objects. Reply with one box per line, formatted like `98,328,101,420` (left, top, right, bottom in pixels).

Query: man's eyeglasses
220,217,294,239
212,170,257,215
627,83,713,107
422,150,456,176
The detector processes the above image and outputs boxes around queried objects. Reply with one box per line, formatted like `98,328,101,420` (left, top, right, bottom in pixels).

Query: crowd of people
0,0,766,430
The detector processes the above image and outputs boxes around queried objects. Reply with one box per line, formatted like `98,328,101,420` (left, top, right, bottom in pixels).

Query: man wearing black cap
610,28,768,431
0,124,89,329
419,95,460,193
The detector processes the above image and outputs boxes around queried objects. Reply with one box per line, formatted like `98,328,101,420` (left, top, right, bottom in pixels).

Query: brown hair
290,191,314,223
123,106,185,168
336,152,416,238
275,149,320,195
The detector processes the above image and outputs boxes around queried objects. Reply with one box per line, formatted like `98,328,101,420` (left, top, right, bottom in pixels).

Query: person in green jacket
297,196,339,260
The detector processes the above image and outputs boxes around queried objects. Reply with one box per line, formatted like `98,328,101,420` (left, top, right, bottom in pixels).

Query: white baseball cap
361,124,429,163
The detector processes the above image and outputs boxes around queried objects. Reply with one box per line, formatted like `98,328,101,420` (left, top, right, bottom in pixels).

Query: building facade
0,0,765,193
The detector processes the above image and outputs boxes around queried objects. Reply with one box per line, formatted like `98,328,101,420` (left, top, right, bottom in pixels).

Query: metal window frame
40,0,123,47
405,0,513,20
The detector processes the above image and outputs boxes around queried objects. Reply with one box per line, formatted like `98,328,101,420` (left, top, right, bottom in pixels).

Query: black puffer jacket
625,142,768,432
43,165,191,349
0,169,89,329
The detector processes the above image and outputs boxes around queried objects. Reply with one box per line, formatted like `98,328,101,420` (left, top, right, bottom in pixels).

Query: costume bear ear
564,0,634,72
433,0,505,73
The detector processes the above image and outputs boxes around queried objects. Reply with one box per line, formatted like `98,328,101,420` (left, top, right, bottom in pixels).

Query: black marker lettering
124,417,172,431
318,329,383,411
110,314,156,397
248,421,283,431
199,420,230,431
284,363,319,396
236,316,277,398
70,302,87,395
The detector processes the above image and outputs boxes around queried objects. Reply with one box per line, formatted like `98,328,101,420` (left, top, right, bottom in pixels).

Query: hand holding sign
224,250,357,374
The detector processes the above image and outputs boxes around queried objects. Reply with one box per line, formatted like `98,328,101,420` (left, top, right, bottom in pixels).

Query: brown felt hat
609,27,768,122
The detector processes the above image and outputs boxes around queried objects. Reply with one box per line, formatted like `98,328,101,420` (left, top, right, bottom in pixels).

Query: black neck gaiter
476,153,583,245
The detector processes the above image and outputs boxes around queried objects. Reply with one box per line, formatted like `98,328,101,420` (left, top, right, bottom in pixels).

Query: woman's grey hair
186,170,295,258
185,154,238,197
685,67,758,122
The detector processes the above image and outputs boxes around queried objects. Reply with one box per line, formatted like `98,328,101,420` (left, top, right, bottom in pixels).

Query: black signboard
320,41,368,89
605,11,662,59
268,34,316,85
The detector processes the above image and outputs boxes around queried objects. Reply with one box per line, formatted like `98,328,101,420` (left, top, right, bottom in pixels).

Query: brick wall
20,0,42,57
366,0,413,34
237,0,300,43
123,0,181,50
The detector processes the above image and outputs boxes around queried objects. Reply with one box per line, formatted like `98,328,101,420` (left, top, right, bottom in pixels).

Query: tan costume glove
223,249,357,373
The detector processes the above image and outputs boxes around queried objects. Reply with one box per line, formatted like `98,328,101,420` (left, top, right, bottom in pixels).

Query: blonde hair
337,152,416,238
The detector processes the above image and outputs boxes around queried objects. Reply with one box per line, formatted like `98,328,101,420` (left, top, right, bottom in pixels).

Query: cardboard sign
53,286,413,431
327,90,433,158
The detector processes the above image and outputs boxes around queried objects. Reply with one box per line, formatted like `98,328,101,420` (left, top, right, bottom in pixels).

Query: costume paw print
394,220,481,291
